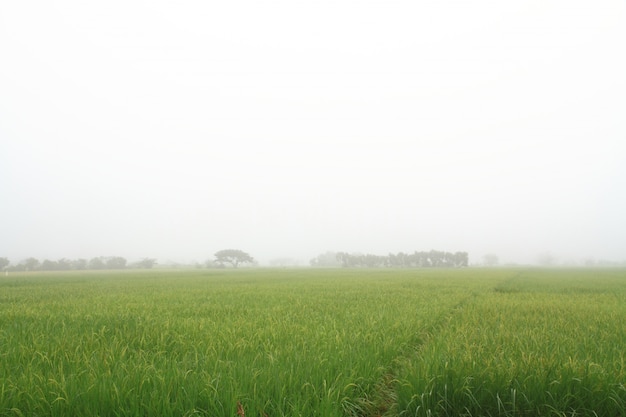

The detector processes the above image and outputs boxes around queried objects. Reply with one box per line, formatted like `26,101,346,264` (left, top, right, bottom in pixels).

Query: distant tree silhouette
312,250,468,268
22,257,40,271
214,249,254,268
136,258,157,269
89,257,106,270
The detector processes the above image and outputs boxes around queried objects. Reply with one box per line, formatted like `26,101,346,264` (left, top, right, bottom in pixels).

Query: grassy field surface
0,268,624,416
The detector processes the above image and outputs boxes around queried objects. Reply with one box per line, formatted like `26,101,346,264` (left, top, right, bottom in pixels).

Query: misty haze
1,1,625,267
1,1,625,416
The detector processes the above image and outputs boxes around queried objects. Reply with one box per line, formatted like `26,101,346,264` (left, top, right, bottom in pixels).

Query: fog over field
1,1,625,266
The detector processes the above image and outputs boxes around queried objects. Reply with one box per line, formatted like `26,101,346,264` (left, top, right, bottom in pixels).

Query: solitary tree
214,249,254,268
0,257,9,271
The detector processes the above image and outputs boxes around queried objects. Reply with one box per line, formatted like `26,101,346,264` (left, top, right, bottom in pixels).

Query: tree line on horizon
1,250,257,272
2,249,468,271
310,250,469,268
0,256,157,272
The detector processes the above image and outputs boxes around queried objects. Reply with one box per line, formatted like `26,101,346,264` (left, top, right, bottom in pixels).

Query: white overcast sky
1,0,625,265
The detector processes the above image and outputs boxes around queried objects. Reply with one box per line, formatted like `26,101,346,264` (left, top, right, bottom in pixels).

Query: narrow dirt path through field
351,273,518,417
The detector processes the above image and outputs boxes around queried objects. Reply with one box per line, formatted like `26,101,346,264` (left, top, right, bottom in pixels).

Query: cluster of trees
310,250,469,268
3,248,471,271
1,250,256,272
0,257,157,272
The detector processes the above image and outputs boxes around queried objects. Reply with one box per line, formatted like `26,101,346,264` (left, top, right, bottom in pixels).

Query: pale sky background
1,0,625,266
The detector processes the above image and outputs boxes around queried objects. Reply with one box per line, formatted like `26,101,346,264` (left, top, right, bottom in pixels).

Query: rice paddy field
0,268,624,416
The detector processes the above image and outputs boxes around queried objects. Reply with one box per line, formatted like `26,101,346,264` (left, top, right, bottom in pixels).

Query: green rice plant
2,268,623,416
395,268,626,417
0,268,496,417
